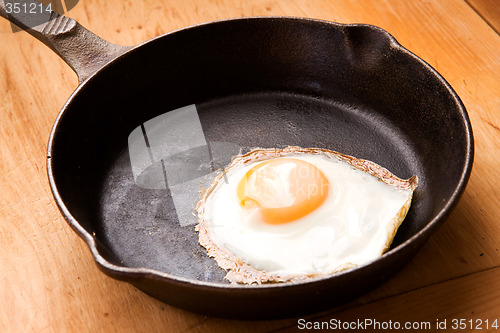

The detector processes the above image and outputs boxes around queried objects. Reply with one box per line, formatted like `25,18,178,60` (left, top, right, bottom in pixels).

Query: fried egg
196,146,417,284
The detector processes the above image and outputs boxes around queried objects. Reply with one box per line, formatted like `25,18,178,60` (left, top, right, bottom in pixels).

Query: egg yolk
236,158,330,224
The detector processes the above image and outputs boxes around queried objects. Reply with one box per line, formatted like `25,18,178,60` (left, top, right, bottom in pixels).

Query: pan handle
0,0,132,83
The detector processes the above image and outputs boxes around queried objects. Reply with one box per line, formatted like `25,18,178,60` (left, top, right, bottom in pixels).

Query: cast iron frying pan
0,2,473,319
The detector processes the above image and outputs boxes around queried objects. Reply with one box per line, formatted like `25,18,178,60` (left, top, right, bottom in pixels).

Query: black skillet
1,0,473,319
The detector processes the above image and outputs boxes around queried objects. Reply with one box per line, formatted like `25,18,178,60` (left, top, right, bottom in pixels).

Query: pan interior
48,18,470,286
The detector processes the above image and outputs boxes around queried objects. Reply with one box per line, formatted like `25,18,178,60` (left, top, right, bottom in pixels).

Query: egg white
196,147,417,284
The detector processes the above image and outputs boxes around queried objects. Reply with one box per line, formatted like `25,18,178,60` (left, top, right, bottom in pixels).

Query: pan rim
46,16,474,291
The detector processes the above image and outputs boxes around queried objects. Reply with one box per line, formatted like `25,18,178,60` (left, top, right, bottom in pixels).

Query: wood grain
1,0,499,332
467,0,500,34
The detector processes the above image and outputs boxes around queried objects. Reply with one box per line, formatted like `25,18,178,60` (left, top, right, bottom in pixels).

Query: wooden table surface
1,0,499,331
